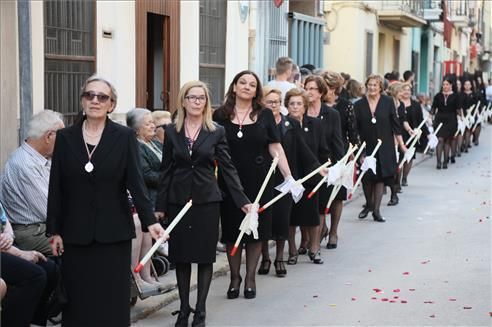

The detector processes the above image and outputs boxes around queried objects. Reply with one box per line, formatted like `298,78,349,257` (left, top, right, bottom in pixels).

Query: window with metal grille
44,0,95,125
199,0,226,108
288,12,324,70
365,32,373,78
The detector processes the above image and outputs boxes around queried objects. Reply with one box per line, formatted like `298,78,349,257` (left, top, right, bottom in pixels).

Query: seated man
0,110,64,255
0,202,59,326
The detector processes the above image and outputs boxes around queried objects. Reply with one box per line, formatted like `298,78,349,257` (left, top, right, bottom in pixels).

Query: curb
131,153,431,323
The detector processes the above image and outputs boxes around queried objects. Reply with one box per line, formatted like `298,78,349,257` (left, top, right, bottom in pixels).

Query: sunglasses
81,91,112,103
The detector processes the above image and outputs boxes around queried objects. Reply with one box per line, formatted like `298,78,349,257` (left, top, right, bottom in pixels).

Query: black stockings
175,262,213,313
226,242,261,290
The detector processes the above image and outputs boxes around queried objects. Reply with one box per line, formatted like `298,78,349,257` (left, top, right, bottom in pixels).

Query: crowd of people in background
1,56,491,327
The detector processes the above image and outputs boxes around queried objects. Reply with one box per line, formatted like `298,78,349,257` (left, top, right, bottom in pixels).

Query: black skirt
291,188,320,227
320,185,347,214
434,113,457,139
62,241,131,327
168,202,220,263
271,189,292,240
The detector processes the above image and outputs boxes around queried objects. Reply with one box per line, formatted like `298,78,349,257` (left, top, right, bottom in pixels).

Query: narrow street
136,128,491,326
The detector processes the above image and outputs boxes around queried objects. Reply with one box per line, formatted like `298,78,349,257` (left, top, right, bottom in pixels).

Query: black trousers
1,252,58,326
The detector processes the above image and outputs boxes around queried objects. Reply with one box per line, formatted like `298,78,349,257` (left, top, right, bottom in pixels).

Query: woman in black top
156,81,252,326
354,75,407,222
320,71,358,249
460,79,477,155
286,88,329,264
399,82,429,185
259,87,319,275
431,75,463,169
472,76,484,146
213,71,293,299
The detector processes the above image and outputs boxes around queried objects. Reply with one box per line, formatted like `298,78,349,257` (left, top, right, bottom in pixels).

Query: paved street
136,128,491,326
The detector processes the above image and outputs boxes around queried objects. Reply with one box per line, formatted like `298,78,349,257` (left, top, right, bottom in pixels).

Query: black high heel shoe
358,207,371,219
226,277,242,299
387,194,399,206
326,235,338,249
372,212,386,223
244,287,256,299
308,251,324,264
191,311,206,327
173,307,194,327
297,246,308,255
274,260,287,277
257,259,271,275
436,163,442,170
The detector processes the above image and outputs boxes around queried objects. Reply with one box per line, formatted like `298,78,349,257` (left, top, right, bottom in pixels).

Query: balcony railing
423,0,442,22
378,0,426,28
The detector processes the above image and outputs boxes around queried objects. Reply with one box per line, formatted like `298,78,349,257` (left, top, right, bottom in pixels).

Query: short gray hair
27,110,63,139
126,108,152,132
80,74,118,107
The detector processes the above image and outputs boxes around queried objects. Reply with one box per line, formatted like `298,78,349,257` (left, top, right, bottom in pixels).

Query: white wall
225,2,250,88
180,1,200,85
31,1,44,114
96,1,136,115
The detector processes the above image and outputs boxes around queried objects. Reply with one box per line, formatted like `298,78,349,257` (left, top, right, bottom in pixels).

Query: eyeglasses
156,124,167,130
185,95,207,103
81,91,112,103
265,100,281,106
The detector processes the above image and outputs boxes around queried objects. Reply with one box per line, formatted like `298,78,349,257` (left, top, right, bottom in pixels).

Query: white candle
350,139,382,196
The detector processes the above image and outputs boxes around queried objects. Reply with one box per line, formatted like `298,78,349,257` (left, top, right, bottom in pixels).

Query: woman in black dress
304,75,344,250
46,75,166,326
286,88,329,264
431,75,463,169
473,75,486,145
459,79,477,155
259,87,319,276
399,82,429,185
354,75,407,222
213,71,293,299
319,71,358,249
156,81,251,326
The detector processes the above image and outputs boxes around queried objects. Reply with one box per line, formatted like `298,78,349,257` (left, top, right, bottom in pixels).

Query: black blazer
46,119,157,245
278,116,319,180
298,115,329,186
318,103,345,162
354,95,402,177
155,123,249,213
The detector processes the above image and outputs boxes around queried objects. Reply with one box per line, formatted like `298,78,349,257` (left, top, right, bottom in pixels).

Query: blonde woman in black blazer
155,81,252,327
46,75,165,326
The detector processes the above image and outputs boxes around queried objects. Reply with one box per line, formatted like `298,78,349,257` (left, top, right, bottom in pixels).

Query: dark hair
385,71,399,81
301,64,316,72
442,74,457,93
304,75,328,99
218,70,264,120
461,78,475,93
403,70,414,81
340,72,351,81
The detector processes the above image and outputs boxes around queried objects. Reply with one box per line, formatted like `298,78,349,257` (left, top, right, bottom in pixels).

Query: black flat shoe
450,156,456,164
226,277,242,299
436,163,442,170
244,288,256,299
173,307,193,327
257,259,271,275
191,311,206,327
358,207,371,219
372,212,386,223
308,251,324,264
274,260,287,277
387,195,399,206
297,246,308,255
401,178,408,187
443,163,448,169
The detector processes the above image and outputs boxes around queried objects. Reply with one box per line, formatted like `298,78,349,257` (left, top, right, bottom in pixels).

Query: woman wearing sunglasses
46,75,166,326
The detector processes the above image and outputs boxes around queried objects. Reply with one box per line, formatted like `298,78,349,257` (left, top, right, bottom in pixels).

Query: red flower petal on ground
393,296,399,299
449,298,457,301
381,298,389,302
401,300,407,304
463,306,472,309
368,269,372,272
403,272,410,275
371,297,377,300
409,288,416,291
393,289,401,292
351,297,357,301
373,288,383,293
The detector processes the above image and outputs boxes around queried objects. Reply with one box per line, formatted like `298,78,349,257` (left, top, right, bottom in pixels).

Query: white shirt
0,142,50,225
267,80,297,115
485,85,492,102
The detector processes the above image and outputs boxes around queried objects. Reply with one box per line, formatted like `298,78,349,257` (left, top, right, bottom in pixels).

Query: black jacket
46,118,156,244
155,123,249,213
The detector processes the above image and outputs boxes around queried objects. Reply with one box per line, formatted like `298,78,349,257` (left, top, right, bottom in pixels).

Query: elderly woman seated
127,108,164,292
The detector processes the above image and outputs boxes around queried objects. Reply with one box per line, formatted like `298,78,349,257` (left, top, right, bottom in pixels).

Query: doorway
146,13,170,111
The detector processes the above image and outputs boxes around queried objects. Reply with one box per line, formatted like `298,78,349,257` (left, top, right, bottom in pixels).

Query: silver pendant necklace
82,121,102,173
235,107,251,138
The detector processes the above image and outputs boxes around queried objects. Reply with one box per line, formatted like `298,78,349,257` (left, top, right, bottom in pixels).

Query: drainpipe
17,0,33,142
